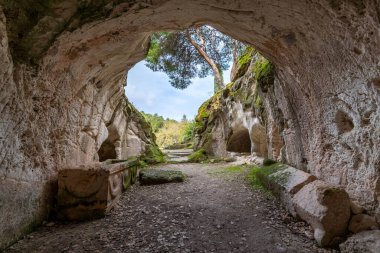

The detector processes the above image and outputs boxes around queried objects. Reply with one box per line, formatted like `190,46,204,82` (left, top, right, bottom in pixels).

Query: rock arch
1,0,380,248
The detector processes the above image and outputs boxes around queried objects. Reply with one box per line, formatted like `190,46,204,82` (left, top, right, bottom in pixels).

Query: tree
145,26,245,92
181,114,188,123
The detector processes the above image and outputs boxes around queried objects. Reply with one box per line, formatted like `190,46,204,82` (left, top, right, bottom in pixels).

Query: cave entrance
226,127,252,153
98,125,120,162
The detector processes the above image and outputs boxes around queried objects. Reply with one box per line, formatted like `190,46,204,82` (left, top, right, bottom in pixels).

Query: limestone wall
1,0,380,249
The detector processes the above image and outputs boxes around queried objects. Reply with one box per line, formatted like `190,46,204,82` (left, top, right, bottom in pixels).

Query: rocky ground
5,162,336,253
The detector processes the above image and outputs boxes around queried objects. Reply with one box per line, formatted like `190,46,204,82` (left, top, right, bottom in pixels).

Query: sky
125,61,231,121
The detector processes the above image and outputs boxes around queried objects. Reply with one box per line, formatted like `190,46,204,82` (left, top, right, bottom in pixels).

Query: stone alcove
227,127,251,153
98,125,121,162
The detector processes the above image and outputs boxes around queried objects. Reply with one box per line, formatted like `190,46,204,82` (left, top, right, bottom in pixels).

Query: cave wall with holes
1,0,380,249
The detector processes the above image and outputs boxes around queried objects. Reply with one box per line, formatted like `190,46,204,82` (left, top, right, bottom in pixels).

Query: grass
224,166,245,173
246,163,285,191
207,165,247,177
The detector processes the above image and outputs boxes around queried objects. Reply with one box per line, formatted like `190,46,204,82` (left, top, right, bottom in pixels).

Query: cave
1,0,380,249
227,128,252,153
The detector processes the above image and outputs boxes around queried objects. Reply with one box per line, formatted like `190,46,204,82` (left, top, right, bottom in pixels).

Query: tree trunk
186,30,225,91
230,40,238,81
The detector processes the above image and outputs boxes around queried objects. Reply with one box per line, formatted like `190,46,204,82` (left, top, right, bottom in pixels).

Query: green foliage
145,26,244,90
142,111,195,149
246,163,285,190
237,47,255,66
155,120,195,148
141,112,165,132
182,121,195,143
188,149,208,163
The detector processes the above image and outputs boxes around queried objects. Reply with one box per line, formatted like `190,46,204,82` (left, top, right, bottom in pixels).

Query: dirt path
5,163,330,253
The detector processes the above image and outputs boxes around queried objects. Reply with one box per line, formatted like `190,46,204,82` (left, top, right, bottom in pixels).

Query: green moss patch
188,149,208,163
253,57,275,92
207,165,248,177
142,144,166,164
139,169,186,185
246,163,286,190
224,166,245,173
233,47,256,81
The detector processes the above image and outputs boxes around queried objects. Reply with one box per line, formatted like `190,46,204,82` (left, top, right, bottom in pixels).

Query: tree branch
185,29,225,90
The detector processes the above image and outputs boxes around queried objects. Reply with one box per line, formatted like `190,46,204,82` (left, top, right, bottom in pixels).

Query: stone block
57,159,139,221
292,180,351,247
268,166,316,216
139,169,185,185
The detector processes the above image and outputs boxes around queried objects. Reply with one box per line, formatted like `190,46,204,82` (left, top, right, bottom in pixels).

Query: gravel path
5,163,332,253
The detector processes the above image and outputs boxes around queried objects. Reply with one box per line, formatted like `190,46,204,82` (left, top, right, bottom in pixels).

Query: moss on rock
253,57,275,92
142,144,166,164
188,149,208,163
139,169,186,185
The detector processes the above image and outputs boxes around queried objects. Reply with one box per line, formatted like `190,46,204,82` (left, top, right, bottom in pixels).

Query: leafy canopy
145,26,245,89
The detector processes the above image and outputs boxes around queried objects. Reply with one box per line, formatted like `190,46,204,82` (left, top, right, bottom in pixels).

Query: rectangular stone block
57,159,139,221
268,166,316,216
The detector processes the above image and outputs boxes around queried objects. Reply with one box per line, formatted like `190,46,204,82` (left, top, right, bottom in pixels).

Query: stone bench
57,159,140,221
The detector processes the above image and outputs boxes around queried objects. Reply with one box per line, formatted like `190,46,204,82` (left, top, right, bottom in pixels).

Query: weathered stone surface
292,180,351,247
340,230,380,253
57,160,139,221
194,53,270,158
349,214,379,234
350,201,365,215
268,166,316,216
1,0,380,249
139,169,185,185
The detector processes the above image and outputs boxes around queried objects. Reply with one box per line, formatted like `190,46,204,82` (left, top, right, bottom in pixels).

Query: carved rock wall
1,0,380,248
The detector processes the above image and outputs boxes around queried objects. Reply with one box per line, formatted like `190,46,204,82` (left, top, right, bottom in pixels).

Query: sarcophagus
57,159,139,221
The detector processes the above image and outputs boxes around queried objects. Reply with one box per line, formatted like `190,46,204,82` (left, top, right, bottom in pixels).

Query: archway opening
226,127,252,153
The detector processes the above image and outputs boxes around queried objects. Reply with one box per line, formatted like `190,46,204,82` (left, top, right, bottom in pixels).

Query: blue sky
125,61,231,121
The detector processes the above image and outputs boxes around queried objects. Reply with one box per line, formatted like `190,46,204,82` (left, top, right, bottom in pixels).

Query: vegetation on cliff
124,100,165,164
193,47,275,155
